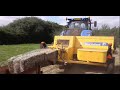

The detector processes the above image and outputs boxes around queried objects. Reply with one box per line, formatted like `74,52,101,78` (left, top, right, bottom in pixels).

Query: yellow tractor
42,17,115,73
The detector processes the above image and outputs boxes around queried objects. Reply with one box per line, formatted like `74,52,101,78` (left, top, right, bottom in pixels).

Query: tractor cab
60,17,97,36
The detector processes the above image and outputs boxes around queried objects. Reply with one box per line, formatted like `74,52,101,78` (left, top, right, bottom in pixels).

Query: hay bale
46,50,58,64
8,49,58,74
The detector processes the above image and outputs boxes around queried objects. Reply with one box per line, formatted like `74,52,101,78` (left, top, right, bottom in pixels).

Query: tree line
0,17,119,46
0,17,64,45
93,24,120,47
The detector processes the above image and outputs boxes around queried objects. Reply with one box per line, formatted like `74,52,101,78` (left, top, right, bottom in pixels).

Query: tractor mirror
94,21,97,27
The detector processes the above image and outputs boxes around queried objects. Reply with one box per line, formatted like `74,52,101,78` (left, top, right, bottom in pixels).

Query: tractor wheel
106,58,115,74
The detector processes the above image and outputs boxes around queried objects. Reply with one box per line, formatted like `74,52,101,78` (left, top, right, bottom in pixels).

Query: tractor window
57,40,69,46
81,23,85,28
69,22,75,29
75,23,80,28
81,23,86,29
69,22,81,29
69,22,87,29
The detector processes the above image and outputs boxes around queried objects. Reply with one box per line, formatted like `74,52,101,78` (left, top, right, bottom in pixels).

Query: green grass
0,44,39,66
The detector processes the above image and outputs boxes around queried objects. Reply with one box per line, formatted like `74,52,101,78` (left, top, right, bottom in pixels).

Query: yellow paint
53,36,75,48
58,59,107,67
74,36,114,54
77,49,107,63
50,36,75,60
49,36,114,65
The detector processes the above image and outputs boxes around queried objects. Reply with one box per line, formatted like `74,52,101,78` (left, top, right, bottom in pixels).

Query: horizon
0,16,119,29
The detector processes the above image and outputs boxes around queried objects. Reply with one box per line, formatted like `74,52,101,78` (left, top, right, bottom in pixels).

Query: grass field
0,44,39,66
0,44,119,67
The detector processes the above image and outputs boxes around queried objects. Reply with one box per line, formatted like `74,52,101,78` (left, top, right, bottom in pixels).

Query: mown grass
0,44,39,66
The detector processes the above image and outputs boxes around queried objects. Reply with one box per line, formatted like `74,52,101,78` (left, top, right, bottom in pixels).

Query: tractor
60,17,96,36
42,17,115,74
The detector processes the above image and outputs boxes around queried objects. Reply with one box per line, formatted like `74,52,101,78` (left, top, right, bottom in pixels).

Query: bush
93,25,120,47
0,17,64,45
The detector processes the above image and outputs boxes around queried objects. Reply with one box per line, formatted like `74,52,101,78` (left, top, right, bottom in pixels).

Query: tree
0,17,64,45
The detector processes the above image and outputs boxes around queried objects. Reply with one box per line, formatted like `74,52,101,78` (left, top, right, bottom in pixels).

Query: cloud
0,16,31,26
35,16,48,20
0,16,48,26
58,16,119,28
91,16,119,28
0,16,119,28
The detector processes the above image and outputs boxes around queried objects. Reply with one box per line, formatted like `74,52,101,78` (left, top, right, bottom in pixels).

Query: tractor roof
67,18,90,21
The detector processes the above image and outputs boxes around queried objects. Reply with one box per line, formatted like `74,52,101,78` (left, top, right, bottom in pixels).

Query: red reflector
107,54,112,59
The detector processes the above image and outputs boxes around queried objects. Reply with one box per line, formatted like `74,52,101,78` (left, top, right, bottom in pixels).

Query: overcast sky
0,16,119,29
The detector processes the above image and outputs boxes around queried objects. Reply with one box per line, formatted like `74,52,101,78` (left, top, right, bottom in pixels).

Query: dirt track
42,48,120,74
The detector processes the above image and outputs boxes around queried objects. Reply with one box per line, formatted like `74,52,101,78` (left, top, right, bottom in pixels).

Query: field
0,44,119,74
0,44,39,66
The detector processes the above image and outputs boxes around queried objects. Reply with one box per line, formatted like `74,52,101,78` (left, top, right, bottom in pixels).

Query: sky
0,16,119,29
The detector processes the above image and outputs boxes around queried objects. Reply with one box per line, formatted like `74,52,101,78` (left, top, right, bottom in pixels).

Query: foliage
0,17,63,44
93,24,120,47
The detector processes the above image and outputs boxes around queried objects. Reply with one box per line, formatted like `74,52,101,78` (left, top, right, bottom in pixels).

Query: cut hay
8,49,58,74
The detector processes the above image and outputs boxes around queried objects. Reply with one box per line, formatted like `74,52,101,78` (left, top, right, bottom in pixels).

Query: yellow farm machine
41,17,116,73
